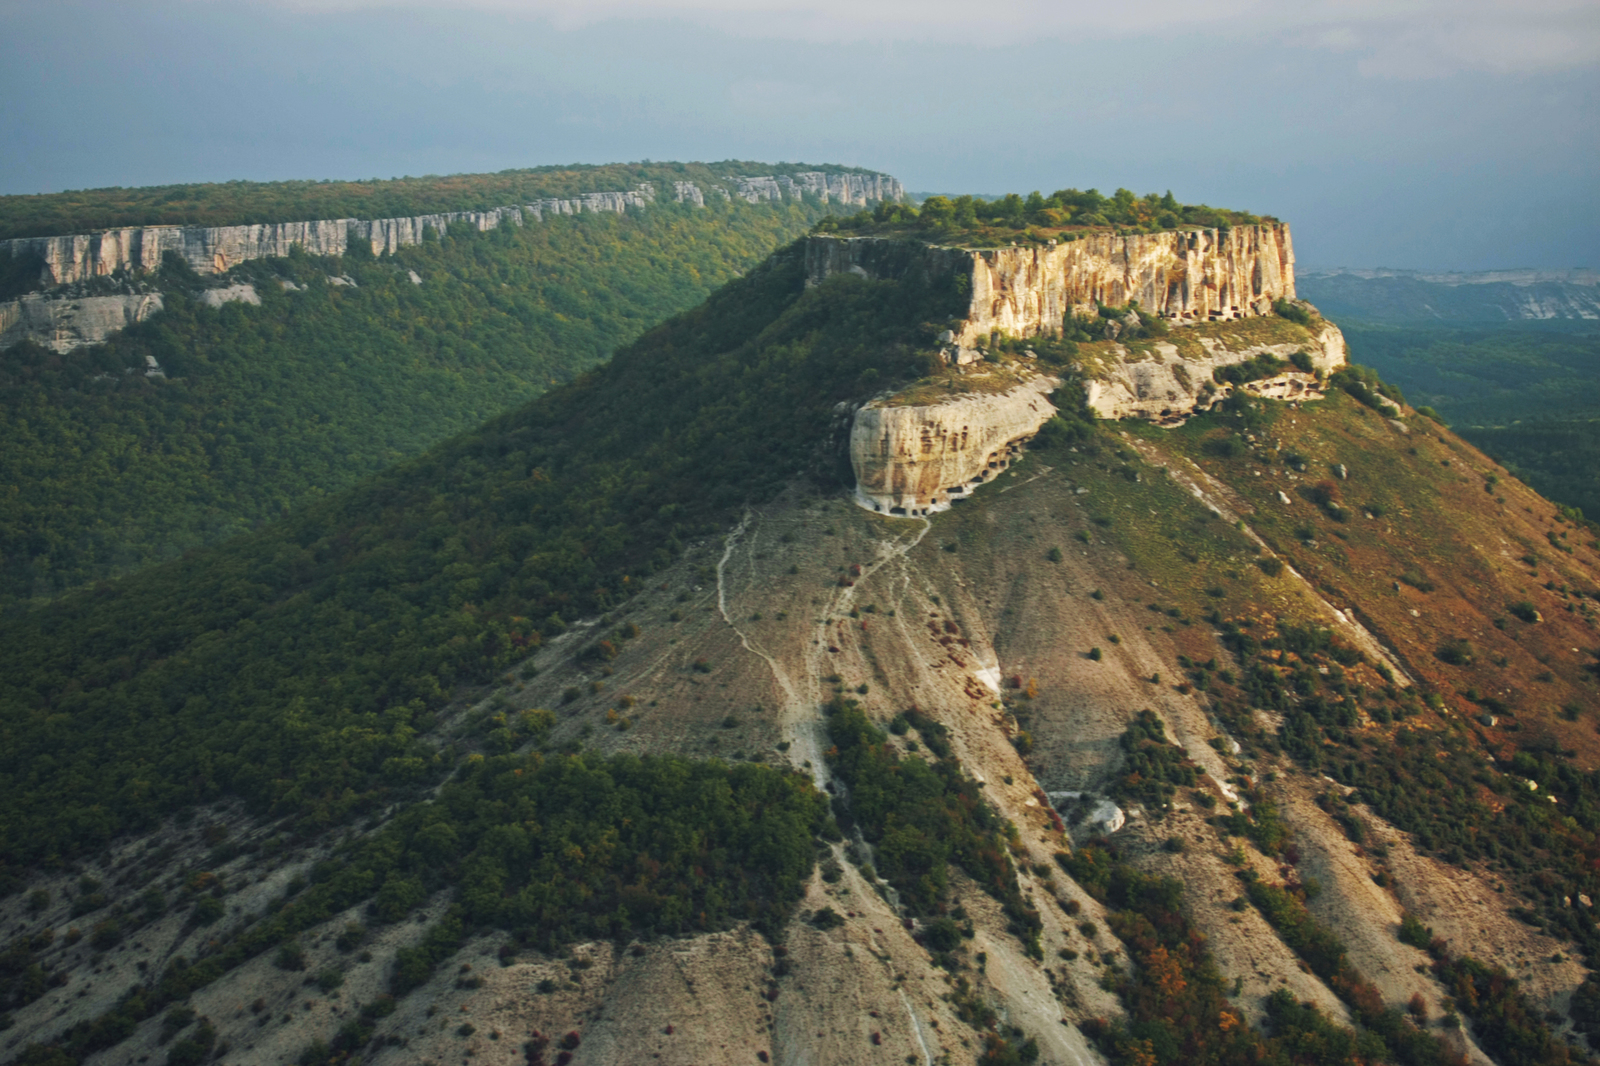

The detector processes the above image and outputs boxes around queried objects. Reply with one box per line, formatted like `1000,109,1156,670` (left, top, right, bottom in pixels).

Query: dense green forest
1337,322,1600,518
0,160,882,240
0,195,834,610
6,751,829,1065
0,236,957,874
816,187,1264,246
1457,419,1600,520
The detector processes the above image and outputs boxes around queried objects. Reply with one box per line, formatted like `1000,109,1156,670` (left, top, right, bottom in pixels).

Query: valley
0,164,898,610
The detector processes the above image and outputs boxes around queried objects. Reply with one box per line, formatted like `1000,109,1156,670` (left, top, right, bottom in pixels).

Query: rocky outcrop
0,292,164,353
851,377,1058,515
0,188,657,289
195,283,261,309
836,226,1343,513
731,172,904,206
3,174,904,291
1085,320,1347,421
0,172,905,352
806,224,1295,342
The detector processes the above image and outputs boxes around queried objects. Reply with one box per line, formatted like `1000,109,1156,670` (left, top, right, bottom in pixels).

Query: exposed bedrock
806,224,1297,343
5,173,904,290
850,378,1058,515
0,191,654,289
1086,320,1347,421
0,292,164,353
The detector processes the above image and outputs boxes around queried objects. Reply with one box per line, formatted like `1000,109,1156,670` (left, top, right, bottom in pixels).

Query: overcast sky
2,0,1596,269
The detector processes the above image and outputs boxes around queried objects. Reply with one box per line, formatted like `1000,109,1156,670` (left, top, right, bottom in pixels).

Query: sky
1,0,1596,270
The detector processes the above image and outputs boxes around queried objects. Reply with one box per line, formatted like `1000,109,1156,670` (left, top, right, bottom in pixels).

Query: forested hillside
0,194,836,610
0,160,878,240
0,238,952,867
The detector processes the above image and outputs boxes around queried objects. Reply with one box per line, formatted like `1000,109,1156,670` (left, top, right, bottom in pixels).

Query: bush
191,897,225,926
274,941,307,972
923,917,962,953
1435,639,1473,666
1273,298,1313,326
809,907,844,930
1397,913,1432,950
1399,568,1435,592
1214,353,1287,386
1257,557,1283,577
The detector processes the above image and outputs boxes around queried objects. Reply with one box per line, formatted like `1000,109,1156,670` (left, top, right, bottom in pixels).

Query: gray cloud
244,0,1600,75
2,0,1596,269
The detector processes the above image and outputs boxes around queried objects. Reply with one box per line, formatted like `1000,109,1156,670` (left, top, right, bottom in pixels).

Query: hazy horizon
3,0,1595,272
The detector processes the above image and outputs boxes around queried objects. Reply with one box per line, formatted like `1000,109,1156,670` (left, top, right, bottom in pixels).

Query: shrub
809,907,844,930
1435,639,1473,666
1399,568,1435,592
191,896,225,926
1257,557,1283,577
1273,298,1313,326
274,941,307,972
923,917,962,953
1397,912,1432,950
1507,600,1540,623
1088,647,1102,662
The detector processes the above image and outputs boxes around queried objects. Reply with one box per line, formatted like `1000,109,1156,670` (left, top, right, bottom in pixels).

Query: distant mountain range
1299,267,1600,323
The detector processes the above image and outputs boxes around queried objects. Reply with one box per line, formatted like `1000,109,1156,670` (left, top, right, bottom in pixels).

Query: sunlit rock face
0,191,658,288
850,378,1058,515
820,224,1337,514
958,224,1295,342
4,173,906,290
804,223,1297,343
1085,321,1347,422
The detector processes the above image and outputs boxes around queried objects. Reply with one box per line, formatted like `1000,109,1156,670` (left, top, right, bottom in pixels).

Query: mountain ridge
2,214,1600,1066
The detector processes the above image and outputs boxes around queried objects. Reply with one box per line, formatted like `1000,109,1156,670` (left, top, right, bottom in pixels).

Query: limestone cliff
806,223,1296,343
0,292,164,353
3,173,903,290
851,377,1058,515
830,224,1339,514
1084,319,1347,421
0,189,654,289
730,172,903,206
0,171,903,353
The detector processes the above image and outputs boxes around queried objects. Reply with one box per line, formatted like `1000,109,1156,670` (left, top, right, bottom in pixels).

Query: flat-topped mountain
2,195,1599,1066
